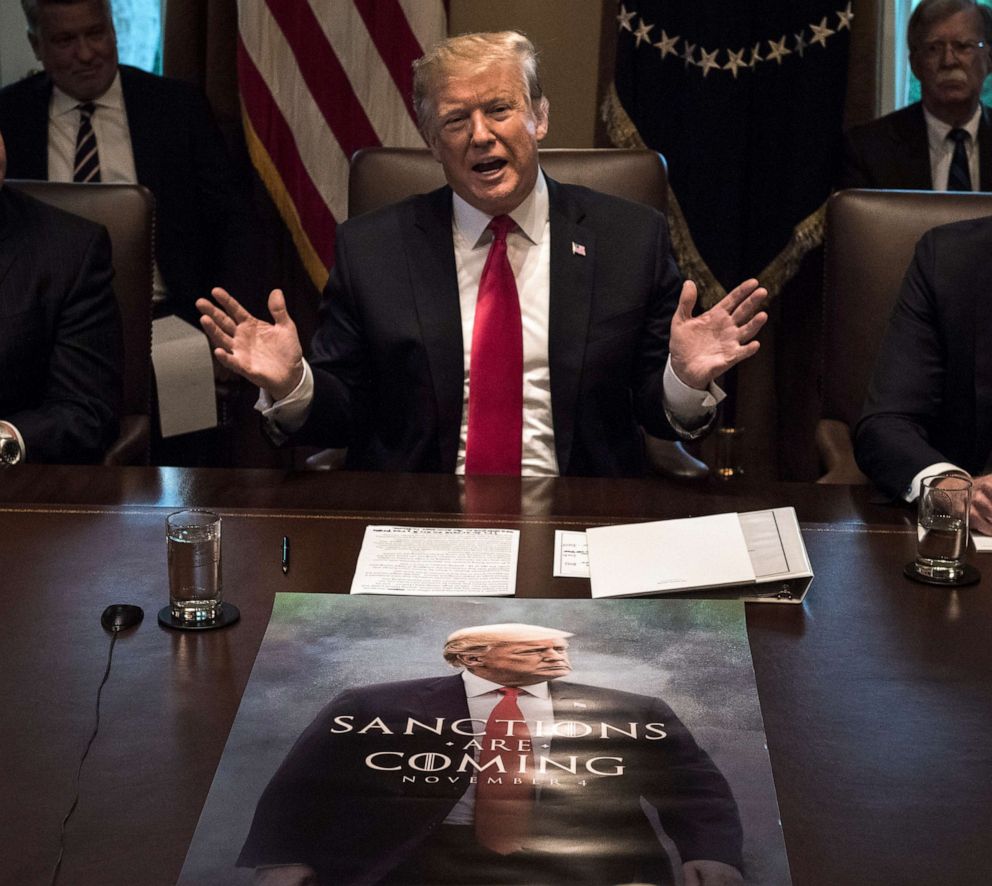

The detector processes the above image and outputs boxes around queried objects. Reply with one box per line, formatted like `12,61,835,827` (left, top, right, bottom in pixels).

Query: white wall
0,5,39,88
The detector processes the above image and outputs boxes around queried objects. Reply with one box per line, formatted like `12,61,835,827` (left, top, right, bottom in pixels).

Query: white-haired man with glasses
839,0,992,190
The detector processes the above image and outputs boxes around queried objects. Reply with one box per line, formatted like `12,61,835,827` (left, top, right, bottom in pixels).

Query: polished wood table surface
0,466,989,886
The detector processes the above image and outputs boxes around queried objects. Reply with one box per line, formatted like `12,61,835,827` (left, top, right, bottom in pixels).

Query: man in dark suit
238,623,744,886
0,0,248,323
855,214,992,533
0,127,122,464
839,0,992,191
198,31,766,477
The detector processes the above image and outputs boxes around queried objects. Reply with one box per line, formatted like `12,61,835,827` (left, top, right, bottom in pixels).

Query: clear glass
166,509,222,624
916,475,972,581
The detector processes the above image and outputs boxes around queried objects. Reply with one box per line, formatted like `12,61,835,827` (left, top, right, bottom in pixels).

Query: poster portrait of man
178,596,789,886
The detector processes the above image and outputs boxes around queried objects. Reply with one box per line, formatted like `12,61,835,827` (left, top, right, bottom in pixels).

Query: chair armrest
815,418,868,484
103,414,151,466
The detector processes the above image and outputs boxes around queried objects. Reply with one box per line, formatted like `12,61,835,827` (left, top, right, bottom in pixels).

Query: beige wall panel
447,0,604,147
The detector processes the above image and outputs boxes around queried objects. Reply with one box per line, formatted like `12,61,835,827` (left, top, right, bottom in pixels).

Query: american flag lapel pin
571,241,586,257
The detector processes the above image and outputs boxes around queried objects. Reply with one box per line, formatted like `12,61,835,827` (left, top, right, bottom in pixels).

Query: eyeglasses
917,39,987,61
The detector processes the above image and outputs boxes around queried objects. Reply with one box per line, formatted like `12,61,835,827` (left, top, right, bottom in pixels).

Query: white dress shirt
924,104,981,191
47,72,137,184
258,172,721,472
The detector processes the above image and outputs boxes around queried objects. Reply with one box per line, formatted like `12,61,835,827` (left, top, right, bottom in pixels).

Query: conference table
1,465,989,886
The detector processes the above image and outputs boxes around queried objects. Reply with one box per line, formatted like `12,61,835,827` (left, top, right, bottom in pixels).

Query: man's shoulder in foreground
1,182,107,244
921,210,992,247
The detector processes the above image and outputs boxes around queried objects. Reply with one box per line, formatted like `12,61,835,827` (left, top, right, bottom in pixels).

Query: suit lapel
0,191,25,291
896,103,934,188
546,177,595,476
978,105,992,191
19,76,52,180
973,268,992,468
119,67,159,190
406,188,464,470
416,674,473,721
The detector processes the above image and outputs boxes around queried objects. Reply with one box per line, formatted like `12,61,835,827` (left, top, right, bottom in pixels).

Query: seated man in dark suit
855,214,992,533
198,31,767,478
0,0,249,323
839,0,992,191
0,128,122,464
239,622,744,886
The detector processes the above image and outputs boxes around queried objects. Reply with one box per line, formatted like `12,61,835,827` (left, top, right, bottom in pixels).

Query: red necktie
474,687,534,854
465,215,523,475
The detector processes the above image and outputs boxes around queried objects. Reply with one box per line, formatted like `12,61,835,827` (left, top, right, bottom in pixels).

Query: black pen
281,535,290,575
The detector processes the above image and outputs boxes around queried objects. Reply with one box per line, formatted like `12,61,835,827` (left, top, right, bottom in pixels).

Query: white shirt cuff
662,356,725,432
0,420,26,461
904,462,968,502
254,361,314,437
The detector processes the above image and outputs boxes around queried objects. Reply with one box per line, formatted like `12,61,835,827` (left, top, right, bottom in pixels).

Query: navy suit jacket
855,215,992,496
238,674,742,885
296,177,683,477
0,65,249,322
0,187,122,462
838,101,992,190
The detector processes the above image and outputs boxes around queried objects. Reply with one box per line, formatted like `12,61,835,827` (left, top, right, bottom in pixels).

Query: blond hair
412,31,547,140
443,623,572,666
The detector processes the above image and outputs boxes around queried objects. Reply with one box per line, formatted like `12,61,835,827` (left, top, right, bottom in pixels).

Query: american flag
237,1,447,290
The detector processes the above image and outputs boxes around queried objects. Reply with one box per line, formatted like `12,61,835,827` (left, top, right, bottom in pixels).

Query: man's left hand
970,474,992,535
669,279,767,390
682,859,745,886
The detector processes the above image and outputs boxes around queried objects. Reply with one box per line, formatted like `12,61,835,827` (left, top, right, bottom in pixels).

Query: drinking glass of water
915,475,972,582
166,509,222,624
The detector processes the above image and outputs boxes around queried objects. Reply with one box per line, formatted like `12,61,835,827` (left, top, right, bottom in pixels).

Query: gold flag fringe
241,102,330,293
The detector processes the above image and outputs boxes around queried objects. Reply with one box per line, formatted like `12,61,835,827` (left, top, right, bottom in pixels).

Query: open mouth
472,158,507,175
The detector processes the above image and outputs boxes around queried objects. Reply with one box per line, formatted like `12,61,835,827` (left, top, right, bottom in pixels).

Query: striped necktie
74,102,101,183
946,128,972,192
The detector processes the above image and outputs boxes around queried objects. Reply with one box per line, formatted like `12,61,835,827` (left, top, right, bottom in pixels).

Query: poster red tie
474,686,533,853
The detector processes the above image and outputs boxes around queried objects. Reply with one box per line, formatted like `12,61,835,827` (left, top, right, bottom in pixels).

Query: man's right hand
197,288,305,402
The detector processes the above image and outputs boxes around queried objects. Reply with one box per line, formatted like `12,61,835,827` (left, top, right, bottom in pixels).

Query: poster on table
179,594,790,885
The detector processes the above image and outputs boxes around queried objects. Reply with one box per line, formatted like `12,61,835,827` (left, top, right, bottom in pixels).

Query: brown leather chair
345,146,707,480
818,188,992,483
7,180,154,465
348,146,670,216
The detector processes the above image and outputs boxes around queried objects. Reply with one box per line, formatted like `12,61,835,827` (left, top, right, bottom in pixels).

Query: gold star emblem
633,17,654,47
698,47,721,77
616,4,636,32
653,29,680,60
809,16,835,48
724,48,747,79
766,35,791,64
